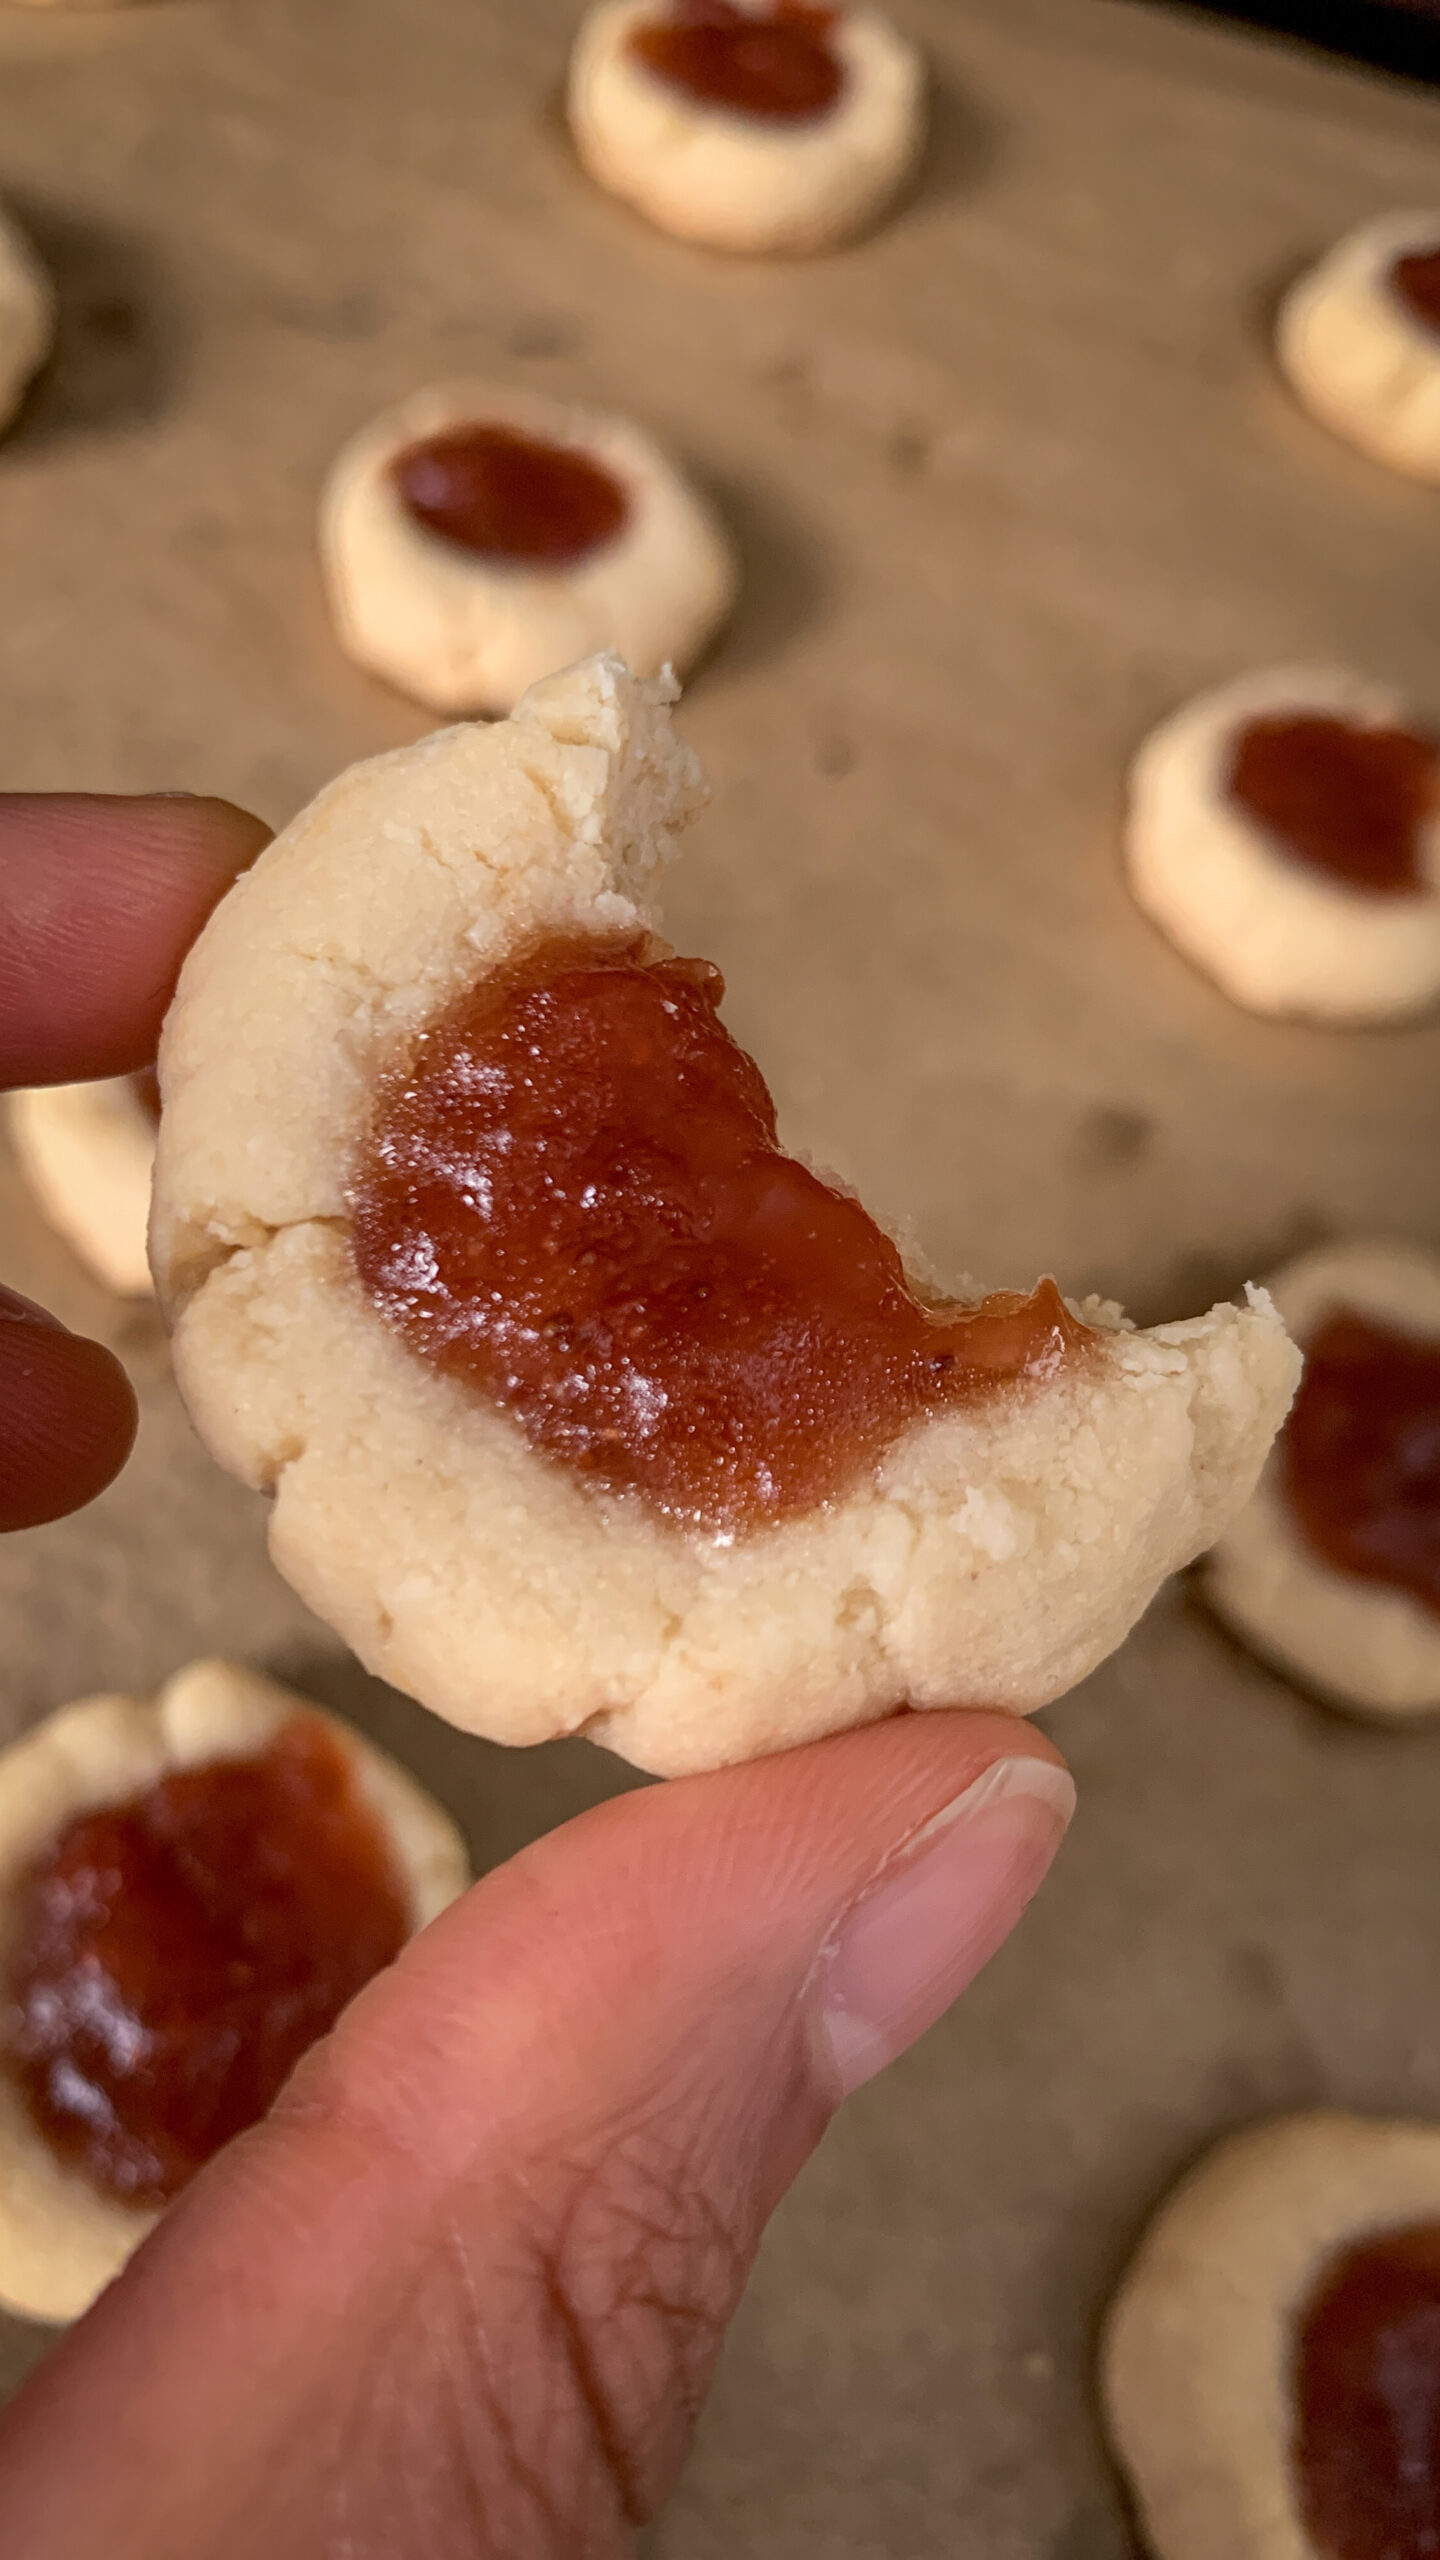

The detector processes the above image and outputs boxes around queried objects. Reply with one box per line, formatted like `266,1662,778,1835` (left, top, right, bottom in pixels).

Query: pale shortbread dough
0,1658,469,2326
1204,1240,1440,1720
1278,213,1440,483
9,1078,156,1297
320,383,737,717
1125,665,1440,1024
567,0,925,256
149,656,1298,1776
0,200,53,432
1103,2111,1440,2560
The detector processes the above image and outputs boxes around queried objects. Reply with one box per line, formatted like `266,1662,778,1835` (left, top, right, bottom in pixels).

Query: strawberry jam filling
392,424,630,567
628,2,845,124
1282,1309,1440,1617
5,1718,409,2206
1293,2221,1440,2560
1227,715,1436,896
349,933,1090,1532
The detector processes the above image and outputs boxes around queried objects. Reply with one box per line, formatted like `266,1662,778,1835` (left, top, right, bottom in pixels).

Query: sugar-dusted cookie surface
567,1,926,255
151,656,1298,1776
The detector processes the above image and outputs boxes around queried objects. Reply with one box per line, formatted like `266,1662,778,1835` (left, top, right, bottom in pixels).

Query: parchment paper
2,0,1440,2550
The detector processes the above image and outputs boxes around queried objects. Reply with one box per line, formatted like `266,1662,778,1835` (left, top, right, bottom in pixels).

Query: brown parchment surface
1,0,1440,2550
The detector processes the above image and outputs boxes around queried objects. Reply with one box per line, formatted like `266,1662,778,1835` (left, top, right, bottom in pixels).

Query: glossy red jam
392,424,630,567
4,1718,410,2206
1282,1310,1440,1618
1227,716,1436,896
1293,2221,1440,2560
628,2,845,123
1391,249,1440,336
349,933,1090,1531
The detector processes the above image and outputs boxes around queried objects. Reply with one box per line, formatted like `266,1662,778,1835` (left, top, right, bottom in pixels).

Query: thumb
0,1712,1073,2560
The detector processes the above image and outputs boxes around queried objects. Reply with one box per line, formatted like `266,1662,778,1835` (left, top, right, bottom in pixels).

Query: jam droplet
629,1,845,123
349,934,1091,1531
1391,249,1440,336
3,1718,410,2206
1293,2221,1440,2560
1228,716,1436,897
1283,1309,1440,1618
392,423,631,567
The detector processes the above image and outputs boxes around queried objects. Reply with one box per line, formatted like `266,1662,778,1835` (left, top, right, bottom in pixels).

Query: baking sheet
2,0,1440,2549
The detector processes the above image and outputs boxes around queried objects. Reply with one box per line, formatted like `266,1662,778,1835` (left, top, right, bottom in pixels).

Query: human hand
0,792,1075,2560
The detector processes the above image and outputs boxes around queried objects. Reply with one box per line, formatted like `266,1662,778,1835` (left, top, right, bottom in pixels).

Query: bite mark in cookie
350,927,1091,1531
150,656,1298,1775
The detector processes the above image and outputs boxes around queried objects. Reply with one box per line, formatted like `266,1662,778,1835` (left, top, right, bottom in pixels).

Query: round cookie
9,1076,157,1297
150,654,1298,1778
0,200,53,433
1125,666,1440,1024
1102,2111,1440,2560
1203,1240,1440,1720
1277,212,1440,482
566,0,925,256
0,1658,469,2325
319,383,737,717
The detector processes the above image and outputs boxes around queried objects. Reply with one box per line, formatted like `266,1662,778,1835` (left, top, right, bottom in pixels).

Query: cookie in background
0,1659,470,2325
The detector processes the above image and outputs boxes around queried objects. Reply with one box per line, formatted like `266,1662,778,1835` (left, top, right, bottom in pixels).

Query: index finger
0,795,271,1089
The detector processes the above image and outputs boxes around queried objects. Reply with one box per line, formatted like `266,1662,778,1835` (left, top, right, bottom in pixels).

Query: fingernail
812,1756,1076,2098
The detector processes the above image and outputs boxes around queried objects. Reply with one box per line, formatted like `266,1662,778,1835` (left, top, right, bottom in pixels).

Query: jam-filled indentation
1282,1308,1440,1619
392,423,631,567
628,1,845,124
349,933,1092,1532
1228,715,1436,896
4,1718,410,2205
1293,2220,1440,2560
1391,248,1440,337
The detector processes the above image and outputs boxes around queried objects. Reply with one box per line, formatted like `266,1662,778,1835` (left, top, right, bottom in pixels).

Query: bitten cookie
1278,212,1440,482
1125,666,1440,1023
0,1659,469,2325
1103,2112,1440,2560
1203,1240,1440,1720
319,383,737,717
567,0,925,255
9,1075,158,1296
150,655,1298,1778
0,200,53,432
